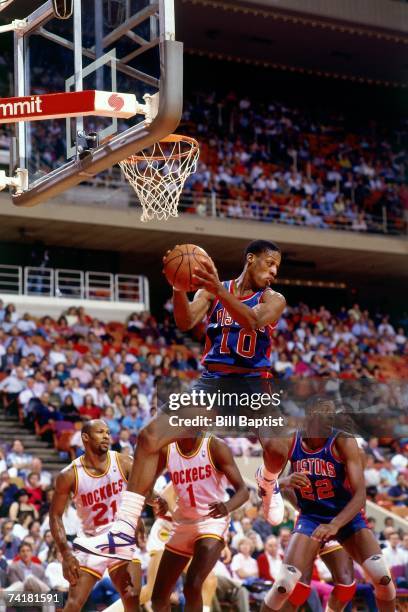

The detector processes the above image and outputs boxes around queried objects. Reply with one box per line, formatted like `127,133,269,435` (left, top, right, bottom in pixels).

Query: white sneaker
255,466,285,526
73,529,137,561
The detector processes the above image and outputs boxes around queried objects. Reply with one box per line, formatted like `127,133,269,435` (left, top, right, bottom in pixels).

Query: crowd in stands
364,439,408,514
1,87,407,235
0,440,408,610
0,298,406,446
181,91,407,234
0,300,406,608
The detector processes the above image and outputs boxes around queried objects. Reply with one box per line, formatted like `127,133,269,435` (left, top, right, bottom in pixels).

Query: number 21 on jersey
93,500,118,526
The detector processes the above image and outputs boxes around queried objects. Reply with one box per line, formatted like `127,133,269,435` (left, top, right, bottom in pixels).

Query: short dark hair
305,395,333,414
244,240,280,259
18,542,32,552
81,421,93,436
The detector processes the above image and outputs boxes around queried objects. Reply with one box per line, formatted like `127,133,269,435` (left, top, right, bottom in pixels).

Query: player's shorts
76,550,140,581
165,515,229,558
146,517,173,555
293,513,367,544
161,375,283,437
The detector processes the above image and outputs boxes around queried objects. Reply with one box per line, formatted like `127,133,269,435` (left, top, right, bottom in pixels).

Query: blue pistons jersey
201,280,275,377
289,431,354,522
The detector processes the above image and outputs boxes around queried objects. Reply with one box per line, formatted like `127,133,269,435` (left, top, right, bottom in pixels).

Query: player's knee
184,573,205,599
138,424,161,454
122,596,140,612
331,581,357,604
64,594,88,611
331,564,354,586
262,439,287,470
264,564,302,610
204,571,217,592
362,554,396,602
151,594,168,611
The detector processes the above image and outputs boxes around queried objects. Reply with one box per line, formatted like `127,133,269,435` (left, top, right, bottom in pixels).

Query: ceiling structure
176,0,408,87
1,0,407,87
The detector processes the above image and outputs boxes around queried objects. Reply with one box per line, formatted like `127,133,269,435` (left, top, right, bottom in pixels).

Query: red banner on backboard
0,90,138,123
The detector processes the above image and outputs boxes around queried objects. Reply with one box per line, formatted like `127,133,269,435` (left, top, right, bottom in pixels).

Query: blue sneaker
73,530,138,561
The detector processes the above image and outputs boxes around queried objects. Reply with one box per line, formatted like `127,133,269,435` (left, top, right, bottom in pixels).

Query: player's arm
192,260,286,330
117,453,145,535
207,437,249,518
172,288,213,332
117,452,134,480
159,481,177,512
49,468,80,586
145,447,170,513
312,436,366,542
150,481,178,518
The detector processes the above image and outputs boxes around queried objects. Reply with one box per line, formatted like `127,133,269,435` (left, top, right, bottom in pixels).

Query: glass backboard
9,0,183,206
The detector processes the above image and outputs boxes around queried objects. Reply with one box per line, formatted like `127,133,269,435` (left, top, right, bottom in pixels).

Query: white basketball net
119,134,199,223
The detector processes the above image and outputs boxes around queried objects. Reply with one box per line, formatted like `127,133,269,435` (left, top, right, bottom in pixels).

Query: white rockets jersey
71,451,127,536
167,436,229,522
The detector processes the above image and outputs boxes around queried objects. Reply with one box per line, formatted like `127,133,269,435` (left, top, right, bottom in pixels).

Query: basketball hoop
119,134,199,223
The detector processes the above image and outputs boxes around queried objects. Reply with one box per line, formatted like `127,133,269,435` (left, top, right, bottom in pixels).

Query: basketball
163,244,212,291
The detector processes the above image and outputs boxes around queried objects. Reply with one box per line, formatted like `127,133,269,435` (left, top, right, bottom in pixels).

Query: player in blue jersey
74,240,288,562
261,398,396,612
278,453,382,612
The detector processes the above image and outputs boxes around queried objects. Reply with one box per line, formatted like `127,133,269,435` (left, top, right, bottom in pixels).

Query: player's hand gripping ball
163,244,213,292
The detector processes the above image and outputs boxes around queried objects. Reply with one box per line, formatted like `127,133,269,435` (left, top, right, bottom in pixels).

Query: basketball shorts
76,550,140,581
165,515,229,557
293,512,367,544
161,375,283,437
320,539,343,555
146,517,173,555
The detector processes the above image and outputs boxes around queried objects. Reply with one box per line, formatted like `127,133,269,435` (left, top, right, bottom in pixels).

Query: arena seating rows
181,92,407,234
1,88,406,234
0,300,406,609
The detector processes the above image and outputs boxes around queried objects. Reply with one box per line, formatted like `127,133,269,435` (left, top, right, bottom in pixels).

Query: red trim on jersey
265,322,275,361
360,507,369,525
205,363,271,375
300,438,328,454
206,297,219,323
231,279,258,301
201,334,213,364
329,434,344,464
288,432,297,459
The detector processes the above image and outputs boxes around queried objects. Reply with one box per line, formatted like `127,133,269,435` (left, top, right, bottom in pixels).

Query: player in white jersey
50,420,141,611
102,482,218,612
150,434,248,612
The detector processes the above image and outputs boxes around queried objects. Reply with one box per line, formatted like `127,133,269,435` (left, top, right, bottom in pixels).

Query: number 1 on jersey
186,483,196,507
